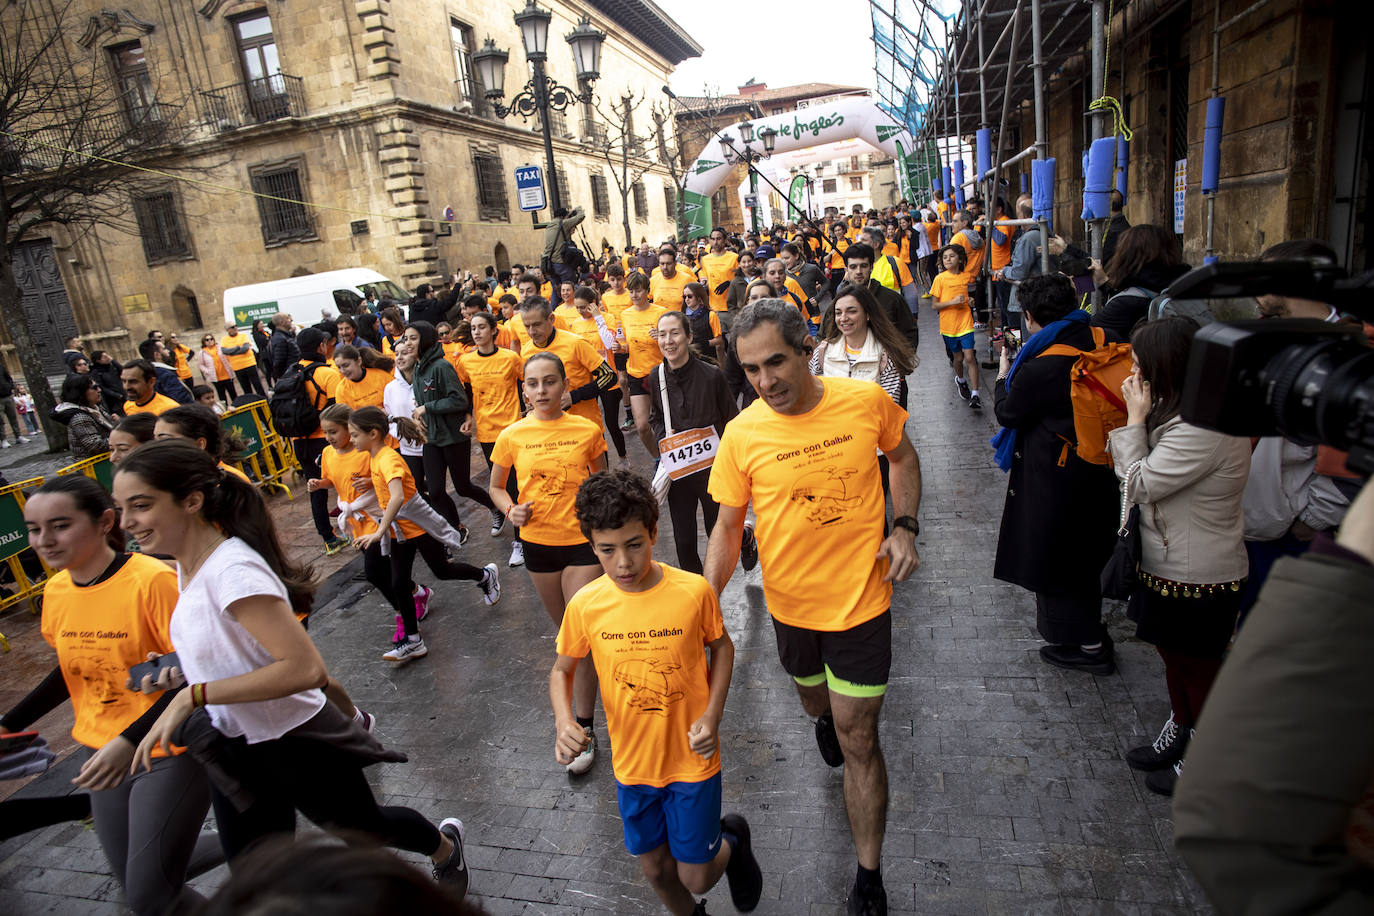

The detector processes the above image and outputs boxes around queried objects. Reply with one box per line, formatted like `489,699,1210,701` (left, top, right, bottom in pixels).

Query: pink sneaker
392,614,405,643
414,585,433,622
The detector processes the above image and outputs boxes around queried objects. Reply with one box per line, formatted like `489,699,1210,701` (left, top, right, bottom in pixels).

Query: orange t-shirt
553,303,581,326
882,241,900,258
952,229,985,283
557,564,725,787
369,445,424,539
335,367,391,410
41,554,181,755
221,333,258,371
294,360,340,441
320,445,378,537
989,224,1013,271
601,289,632,325
619,305,667,378
708,376,908,631
219,461,251,484
924,220,941,251
929,270,974,338
521,329,611,428
649,270,690,312
455,347,524,444
490,412,607,546
827,237,851,270
696,252,738,312
123,392,180,416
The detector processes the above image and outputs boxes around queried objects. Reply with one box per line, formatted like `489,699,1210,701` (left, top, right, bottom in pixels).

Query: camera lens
1266,337,1374,457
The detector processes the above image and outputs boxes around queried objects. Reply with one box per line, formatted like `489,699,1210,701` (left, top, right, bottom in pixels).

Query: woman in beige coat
1109,316,1250,797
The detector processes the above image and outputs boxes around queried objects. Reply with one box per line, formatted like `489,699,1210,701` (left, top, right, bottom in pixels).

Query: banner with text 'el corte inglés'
681,97,916,239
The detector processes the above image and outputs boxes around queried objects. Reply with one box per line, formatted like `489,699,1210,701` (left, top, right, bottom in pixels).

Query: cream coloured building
8,0,699,369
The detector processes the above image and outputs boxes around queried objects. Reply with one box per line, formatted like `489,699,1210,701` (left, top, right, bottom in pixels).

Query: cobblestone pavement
0,308,1210,914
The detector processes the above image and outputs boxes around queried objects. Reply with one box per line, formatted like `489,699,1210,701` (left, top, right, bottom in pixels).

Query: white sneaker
478,562,501,606
565,727,597,775
382,635,428,662
17,436,28,444
1,441,10,448
509,541,525,567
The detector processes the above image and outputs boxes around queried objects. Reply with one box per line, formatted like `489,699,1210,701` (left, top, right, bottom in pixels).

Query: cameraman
1173,474,1374,915
1238,240,1362,620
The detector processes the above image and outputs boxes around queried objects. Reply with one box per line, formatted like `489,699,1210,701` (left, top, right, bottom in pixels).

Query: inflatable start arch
681,97,918,239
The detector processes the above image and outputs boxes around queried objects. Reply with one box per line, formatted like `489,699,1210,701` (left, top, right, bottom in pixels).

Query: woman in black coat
1090,225,1190,340
993,275,1121,674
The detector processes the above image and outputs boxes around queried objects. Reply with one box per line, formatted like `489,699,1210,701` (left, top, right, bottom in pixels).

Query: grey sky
657,0,877,97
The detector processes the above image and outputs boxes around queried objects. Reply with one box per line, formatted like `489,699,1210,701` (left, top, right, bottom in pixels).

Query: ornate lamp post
720,120,777,233
472,2,605,214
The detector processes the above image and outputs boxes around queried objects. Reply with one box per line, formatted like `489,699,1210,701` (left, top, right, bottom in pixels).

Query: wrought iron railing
199,74,306,130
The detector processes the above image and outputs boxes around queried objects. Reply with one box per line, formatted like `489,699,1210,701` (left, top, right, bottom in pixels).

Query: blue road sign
515,165,547,212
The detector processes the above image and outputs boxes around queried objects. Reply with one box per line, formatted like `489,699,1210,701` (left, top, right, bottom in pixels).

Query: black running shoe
720,814,762,911
815,713,845,767
847,882,887,916
968,394,983,410
433,818,469,899
740,523,759,572
955,378,971,400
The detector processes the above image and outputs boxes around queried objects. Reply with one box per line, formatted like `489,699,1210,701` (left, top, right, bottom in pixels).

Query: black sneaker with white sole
968,394,983,410
955,378,971,400
433,817,469,899
720,813,763,911
1126,713,1188,771
489,508,507,536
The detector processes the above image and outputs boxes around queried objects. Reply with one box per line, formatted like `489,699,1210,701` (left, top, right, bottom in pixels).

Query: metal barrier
56,453,114,489
0,476,53,650
221,401,299,498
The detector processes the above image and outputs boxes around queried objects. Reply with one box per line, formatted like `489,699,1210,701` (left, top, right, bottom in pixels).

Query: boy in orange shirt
553,470,762,916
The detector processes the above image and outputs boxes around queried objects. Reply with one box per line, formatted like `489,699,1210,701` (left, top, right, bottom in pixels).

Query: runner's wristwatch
893,516,919,537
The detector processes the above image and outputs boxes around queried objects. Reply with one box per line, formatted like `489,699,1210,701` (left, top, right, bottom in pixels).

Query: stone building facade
5,0,699,370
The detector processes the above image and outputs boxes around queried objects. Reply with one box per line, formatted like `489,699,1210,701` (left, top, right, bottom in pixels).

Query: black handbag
1100,461,1143,600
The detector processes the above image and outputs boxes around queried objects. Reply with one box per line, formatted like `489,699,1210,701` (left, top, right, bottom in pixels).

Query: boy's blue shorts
943,331,976,355
615,772,722,864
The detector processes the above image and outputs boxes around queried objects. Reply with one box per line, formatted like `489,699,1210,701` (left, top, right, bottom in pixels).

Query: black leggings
293,437,332,542
363,535,483,636
402,453,432,507
421,441,496,530
212,379,237,403
599,389,627,457
480,440,520,544
666,471,719,575
208,732,439,863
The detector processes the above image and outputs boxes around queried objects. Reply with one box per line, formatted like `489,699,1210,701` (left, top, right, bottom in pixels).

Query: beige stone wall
36,0,683,360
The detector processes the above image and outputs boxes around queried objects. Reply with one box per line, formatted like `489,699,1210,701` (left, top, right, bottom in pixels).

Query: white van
222,268,410,331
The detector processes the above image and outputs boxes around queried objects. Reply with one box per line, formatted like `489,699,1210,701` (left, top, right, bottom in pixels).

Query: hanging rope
1087,0,1133,141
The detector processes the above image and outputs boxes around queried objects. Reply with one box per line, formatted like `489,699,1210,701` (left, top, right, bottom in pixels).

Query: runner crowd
3,190,1370,916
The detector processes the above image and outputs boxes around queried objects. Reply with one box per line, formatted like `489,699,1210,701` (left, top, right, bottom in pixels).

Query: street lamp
473,3,606,214
720,122,777,233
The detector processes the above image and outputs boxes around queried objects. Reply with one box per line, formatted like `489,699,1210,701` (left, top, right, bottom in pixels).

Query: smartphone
128,652,180,687
0,731,40,754
1072,273,1096,295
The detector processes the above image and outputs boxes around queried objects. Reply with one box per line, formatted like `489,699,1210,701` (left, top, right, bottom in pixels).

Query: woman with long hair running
4,475,214,915
567,285,628,465
348,406,500,662
115,441,470,897
488,352,608,774
456,310,526,567
403,321,500,540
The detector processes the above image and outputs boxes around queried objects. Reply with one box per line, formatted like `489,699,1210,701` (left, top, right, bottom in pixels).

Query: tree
592,91,658,250
652,89,739,245
0,0,203,450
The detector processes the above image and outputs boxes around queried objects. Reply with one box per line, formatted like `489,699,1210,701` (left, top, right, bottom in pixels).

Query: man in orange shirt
696,228,739,328
120,360,180,415
705,300,922,916
950,209,986,328
649,248,690,312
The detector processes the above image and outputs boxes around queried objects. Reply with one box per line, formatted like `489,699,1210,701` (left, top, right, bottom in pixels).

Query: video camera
1175,260,1374,474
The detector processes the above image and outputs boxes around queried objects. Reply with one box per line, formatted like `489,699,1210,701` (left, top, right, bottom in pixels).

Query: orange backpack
1037,326,1134,466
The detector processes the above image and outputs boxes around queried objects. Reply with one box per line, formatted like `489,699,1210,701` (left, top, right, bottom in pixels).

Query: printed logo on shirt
788,464,864,528
613,658,686,718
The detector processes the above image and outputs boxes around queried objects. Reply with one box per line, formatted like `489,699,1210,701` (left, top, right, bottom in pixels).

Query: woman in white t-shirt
112,440,470,897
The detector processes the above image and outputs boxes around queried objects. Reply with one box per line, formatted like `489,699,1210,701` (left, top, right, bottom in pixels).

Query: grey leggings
87,748,213,916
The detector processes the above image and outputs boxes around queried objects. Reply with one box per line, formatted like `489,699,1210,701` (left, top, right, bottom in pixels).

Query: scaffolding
872,0,1120,285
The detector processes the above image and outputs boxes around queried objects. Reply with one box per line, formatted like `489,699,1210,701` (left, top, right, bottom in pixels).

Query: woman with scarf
990,274,1122,675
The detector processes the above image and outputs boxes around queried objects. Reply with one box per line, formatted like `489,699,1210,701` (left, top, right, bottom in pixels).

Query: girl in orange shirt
5,475,212,915
332,345,395,409
488,352,608,774
348,406,500,663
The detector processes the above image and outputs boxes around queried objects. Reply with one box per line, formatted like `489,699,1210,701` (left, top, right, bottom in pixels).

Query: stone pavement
0,307,1210,914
